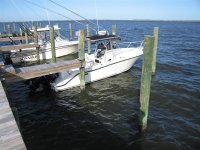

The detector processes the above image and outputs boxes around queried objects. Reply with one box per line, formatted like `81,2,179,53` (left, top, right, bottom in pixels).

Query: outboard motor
25,74,58,93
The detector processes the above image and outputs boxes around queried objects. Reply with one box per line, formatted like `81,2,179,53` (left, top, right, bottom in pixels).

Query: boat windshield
38,30,59,43
88,34,120,43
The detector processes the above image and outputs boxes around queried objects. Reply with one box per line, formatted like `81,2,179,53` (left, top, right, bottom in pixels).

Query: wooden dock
1,59,83,83
0,81,26,150
0,36,26,42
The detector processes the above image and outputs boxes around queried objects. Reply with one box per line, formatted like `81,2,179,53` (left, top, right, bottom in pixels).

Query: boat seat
96,49,105,58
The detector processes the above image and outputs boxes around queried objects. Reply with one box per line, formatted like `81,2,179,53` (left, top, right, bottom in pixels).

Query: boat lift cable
8,36,17,45
45,0,51,26
48,0,106,32
23,0,97,32
10,0,33,29
18,23,33,36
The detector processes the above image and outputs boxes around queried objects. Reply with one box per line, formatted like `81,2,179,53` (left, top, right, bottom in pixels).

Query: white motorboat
51,33,143,91
11,25,78,63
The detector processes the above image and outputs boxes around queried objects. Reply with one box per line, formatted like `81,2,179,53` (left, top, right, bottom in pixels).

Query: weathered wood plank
0,44,39,51
0,36,26,42
1,136,25,150
0,82,26,150
2,59,83,82
151,27,159,75
0,123,18,137
0,103,10,114
50,27,56,63
139,36,154,132
78,30,85,90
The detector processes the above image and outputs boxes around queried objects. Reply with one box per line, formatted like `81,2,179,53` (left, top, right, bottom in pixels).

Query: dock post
50,27,56,63
13,22,16,33
112,24,116,35
86,24,91,54
78,30,85,90
7,24,12,35
33,26,40,62
69,23,73,40
25,31,28,44
3,23,6,33
139,35,155,132
151,27,159,75
19,28,23,45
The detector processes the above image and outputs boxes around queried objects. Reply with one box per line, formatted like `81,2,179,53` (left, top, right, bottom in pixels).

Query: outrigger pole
23,0,97,32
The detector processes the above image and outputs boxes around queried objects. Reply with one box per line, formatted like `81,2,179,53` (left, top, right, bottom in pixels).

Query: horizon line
1,19,200,23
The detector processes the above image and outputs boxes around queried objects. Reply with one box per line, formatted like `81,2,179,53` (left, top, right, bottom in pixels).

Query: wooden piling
50,27,56,63
33,26,40,62
25,32,28,44
86,24,91,54
78,30,85,90
151,27,159,75
69,23,73,40
139,35,155,132
112,24,116,35
7,24,12,35
36,22,39,28
19,28,23,45
3,23,6,33
13,22,16,33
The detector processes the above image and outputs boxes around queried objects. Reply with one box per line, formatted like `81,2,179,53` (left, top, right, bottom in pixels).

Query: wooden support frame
0,44,39,51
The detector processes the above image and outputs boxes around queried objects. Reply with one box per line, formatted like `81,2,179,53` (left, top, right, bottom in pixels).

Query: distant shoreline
0,19,200,23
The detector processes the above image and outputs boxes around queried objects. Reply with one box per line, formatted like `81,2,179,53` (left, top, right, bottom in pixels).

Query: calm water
1,20,200,150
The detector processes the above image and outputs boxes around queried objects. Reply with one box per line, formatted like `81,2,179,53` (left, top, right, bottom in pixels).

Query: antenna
95,0,99,33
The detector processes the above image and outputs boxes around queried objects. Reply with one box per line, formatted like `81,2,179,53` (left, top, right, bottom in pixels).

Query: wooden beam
78,30,85,90
1,59,83,82
86,24,91,54
0,36,26,42
3,23,6,33
112,24,117,35
0,44,39,51
151,27,159,75
33,26,39,62
7,24,12,35
139,35,154,132
69,23,73,40
50,27,56,63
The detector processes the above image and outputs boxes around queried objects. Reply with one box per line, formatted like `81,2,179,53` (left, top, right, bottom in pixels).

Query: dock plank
2,59,83,82
0,82,26,150
0,36,26,42
0,44,39,51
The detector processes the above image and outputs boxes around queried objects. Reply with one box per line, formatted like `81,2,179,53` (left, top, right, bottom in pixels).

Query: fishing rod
23,0,97,32
48,0,107,32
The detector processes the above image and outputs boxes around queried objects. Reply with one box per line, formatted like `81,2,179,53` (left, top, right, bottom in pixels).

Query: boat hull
52,56,139,91
11,41,78,63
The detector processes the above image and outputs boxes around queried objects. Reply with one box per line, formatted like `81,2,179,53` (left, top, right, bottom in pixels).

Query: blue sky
0,0,200,22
